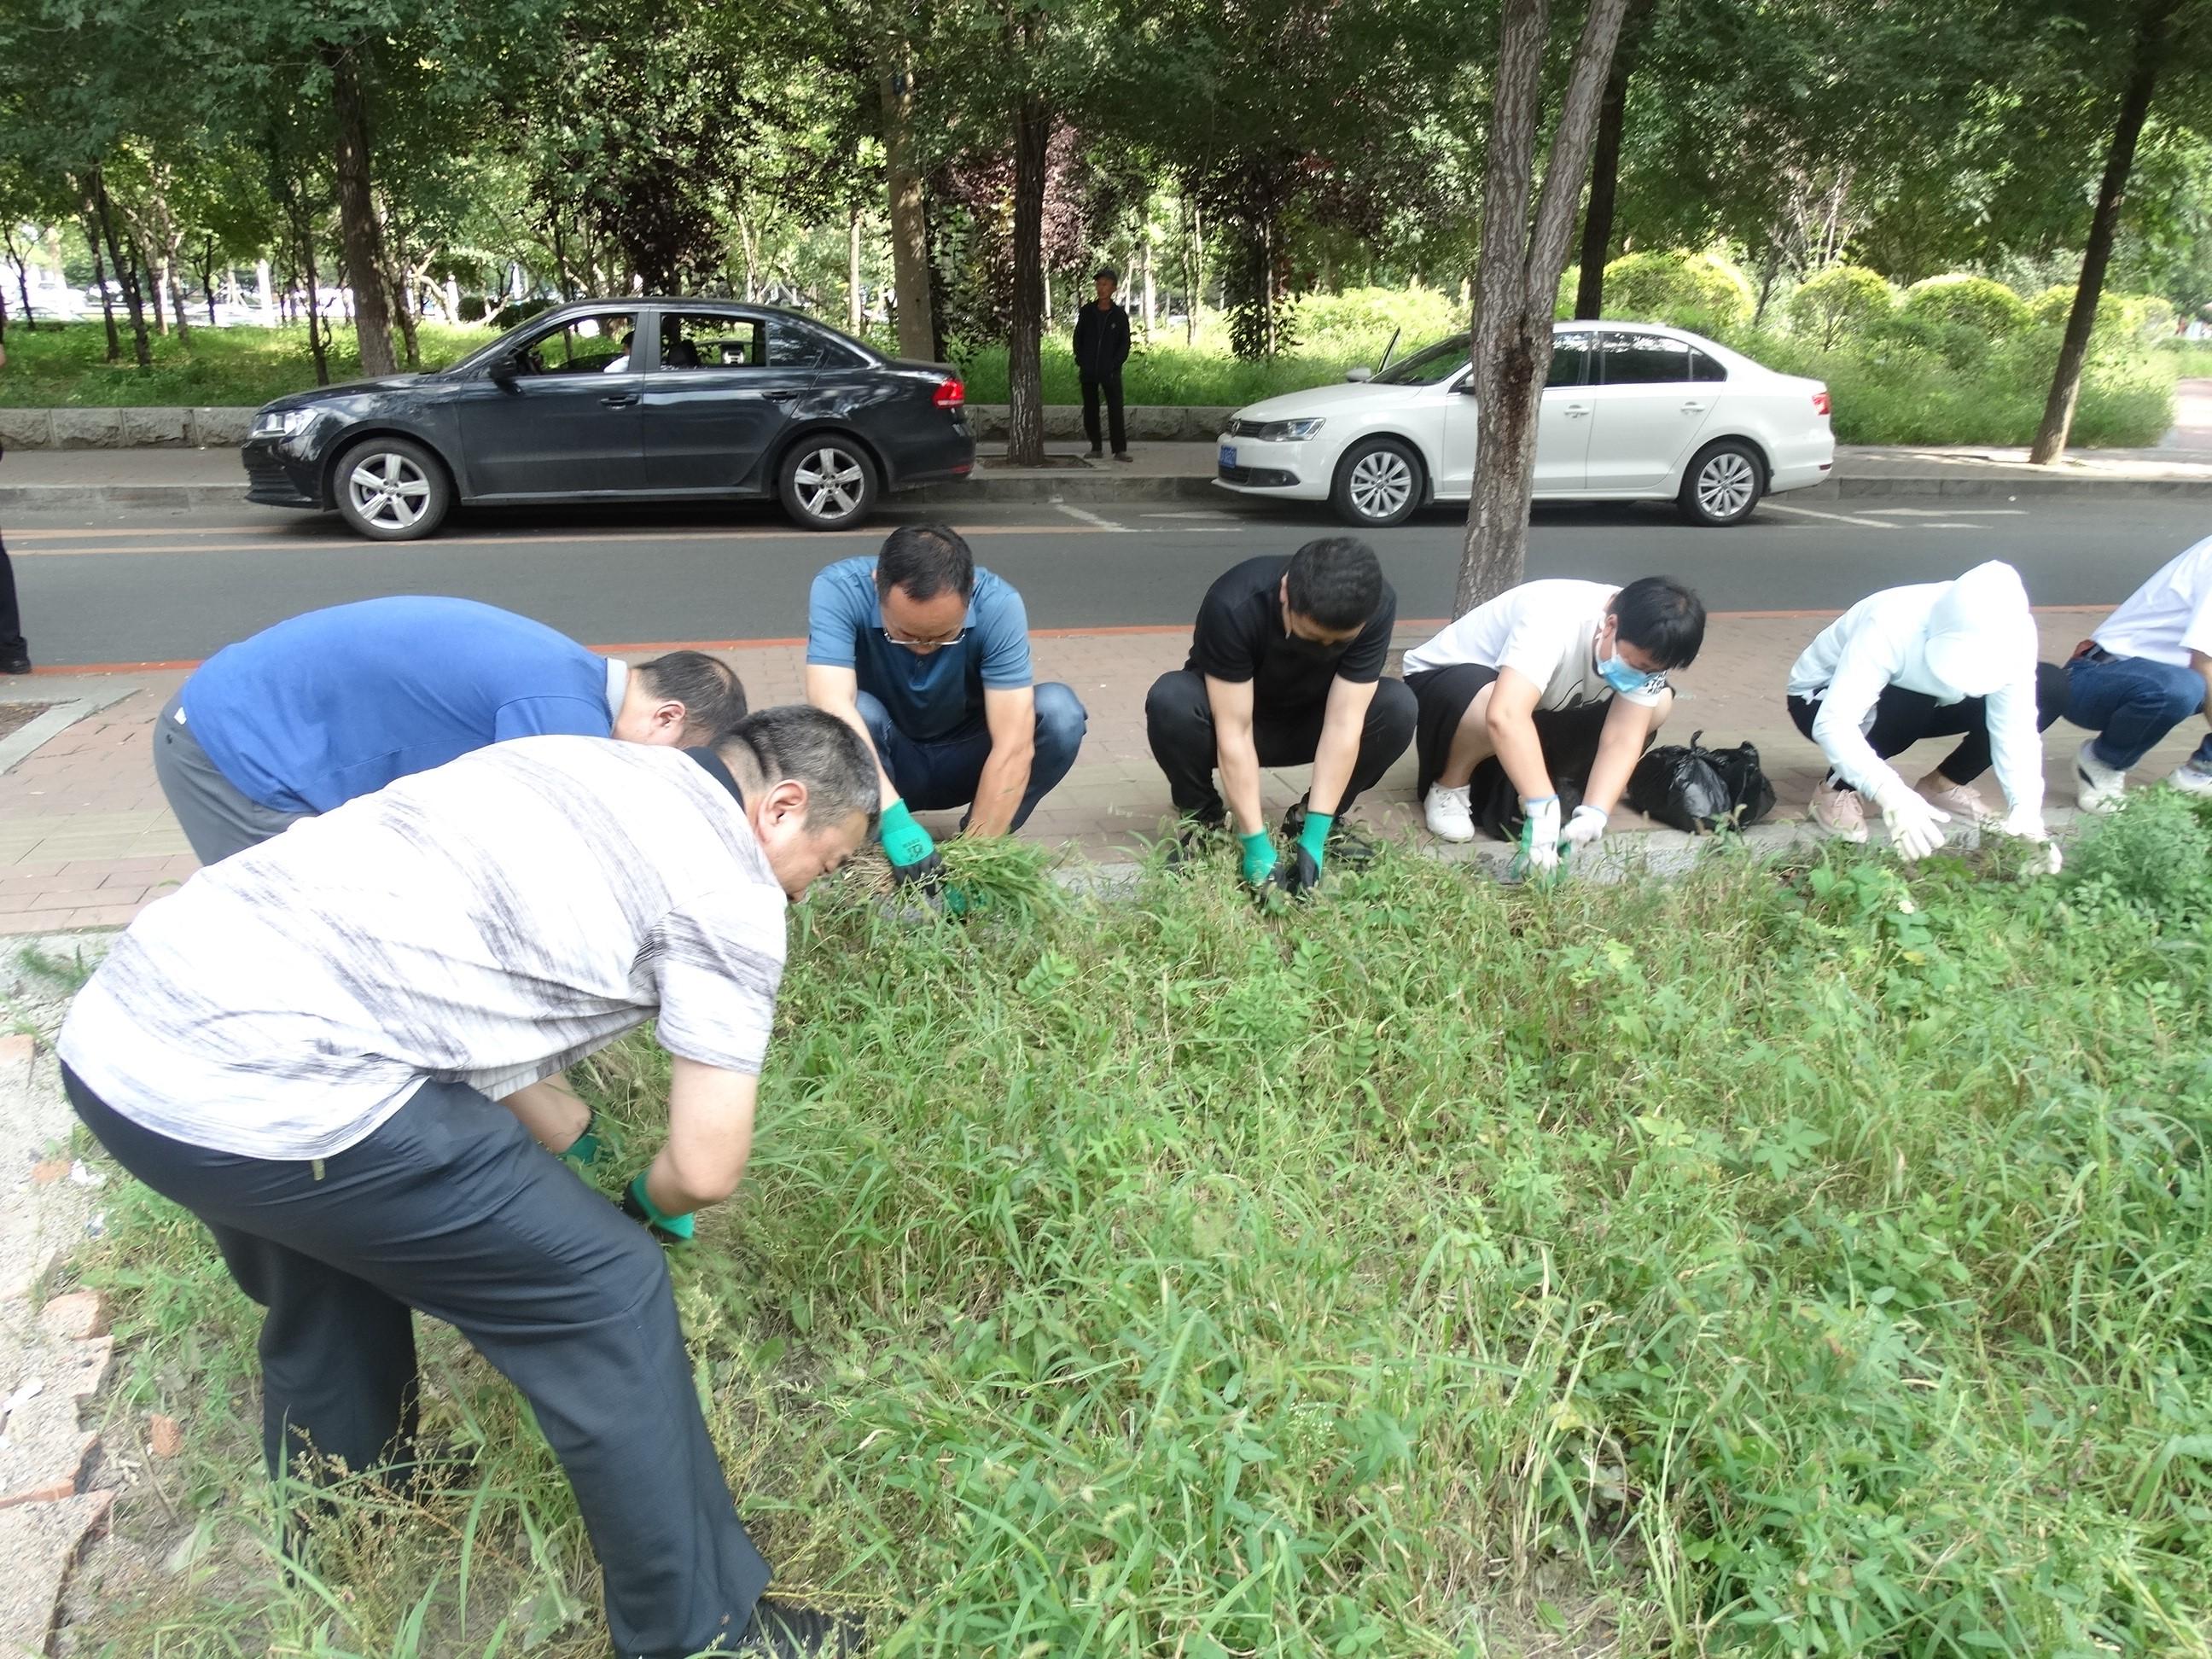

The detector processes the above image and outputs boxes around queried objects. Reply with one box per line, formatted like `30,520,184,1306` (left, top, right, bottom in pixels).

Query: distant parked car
241,297,974,539
1214,322,1834,528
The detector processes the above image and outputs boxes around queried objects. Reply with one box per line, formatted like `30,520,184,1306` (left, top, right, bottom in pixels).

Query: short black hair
1610,576,1706,668
876,524,975,603
634,650,748,742
1284,537,1384,632
719,705,881,833
1095,267,1117,283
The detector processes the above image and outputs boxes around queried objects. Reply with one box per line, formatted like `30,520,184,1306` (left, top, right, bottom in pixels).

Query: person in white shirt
58,707,876,1659
1404,577,1705,869
2064,533,2212,809
1785,561,2067,863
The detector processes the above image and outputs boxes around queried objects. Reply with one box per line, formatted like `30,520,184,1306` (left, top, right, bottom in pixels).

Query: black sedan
242,298,975,539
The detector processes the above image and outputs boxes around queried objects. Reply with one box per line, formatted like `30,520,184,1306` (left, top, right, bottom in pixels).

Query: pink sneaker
1809,779,1868,842
1915,772,1996,825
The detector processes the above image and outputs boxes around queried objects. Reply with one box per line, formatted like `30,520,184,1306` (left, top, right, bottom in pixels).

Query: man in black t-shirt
1145,538,1417,895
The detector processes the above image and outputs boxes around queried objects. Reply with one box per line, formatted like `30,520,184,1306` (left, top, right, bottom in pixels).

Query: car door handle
1560,405,1590,418
765,389,800,403
601,393,639,409
1679,400,1708,413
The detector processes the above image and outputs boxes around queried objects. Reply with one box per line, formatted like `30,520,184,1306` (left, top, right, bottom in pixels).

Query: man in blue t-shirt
805,525,1087,883
154,596,748,864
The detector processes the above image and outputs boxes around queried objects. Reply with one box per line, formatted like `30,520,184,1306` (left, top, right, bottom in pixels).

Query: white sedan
1214,323,1834,528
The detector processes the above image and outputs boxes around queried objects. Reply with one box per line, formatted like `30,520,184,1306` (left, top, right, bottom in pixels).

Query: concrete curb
9,473,2211,515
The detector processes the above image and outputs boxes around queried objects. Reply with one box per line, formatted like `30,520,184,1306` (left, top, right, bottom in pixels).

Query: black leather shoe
1,643,29,675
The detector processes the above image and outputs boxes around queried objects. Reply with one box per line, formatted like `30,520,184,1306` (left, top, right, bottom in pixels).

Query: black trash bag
1472,765,1585,842
1697,733,1778,829
1627,729,1776,833
1626,746,1732,833
1465,700,1607,841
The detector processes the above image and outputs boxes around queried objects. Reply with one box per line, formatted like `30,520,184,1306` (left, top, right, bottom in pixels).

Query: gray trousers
152,691,311,864
64,1069,773,1658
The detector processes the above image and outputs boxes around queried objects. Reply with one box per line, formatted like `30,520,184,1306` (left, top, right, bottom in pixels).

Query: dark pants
1406,663,1615,800
1144,668,1417,821
1081,373,1126,455
2065,647,2212,772
1786,661,2070,788
64,1068,771,1659
854,683,1086,828
152,692,311,864
0,527,21,658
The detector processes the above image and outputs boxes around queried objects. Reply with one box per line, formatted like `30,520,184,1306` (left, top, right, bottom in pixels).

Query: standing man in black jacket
1073,267,1133,463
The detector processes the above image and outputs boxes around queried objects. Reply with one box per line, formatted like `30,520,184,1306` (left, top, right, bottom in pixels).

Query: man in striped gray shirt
58,706,877,1659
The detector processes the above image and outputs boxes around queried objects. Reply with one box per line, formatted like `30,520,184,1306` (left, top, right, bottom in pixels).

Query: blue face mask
1598,649,1661,697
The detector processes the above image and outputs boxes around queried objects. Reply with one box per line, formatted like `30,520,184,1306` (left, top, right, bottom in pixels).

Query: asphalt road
7,490,2206,667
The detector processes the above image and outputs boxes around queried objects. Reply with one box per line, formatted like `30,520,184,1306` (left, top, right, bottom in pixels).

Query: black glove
1271,842,1324,899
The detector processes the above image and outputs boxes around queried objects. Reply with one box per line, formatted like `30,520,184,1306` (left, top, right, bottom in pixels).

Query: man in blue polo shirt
805,524,1086,883
155,595,748,865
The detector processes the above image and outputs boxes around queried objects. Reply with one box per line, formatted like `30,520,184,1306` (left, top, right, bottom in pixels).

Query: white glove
1563,804,1608,848
1999,806,2063,875
1519,795,1563,872
1872,778,1948,863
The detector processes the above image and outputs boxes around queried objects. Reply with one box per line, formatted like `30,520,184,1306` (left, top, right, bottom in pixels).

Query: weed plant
62,795,2212,1656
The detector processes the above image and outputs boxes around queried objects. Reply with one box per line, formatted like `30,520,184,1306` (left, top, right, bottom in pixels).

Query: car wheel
1678,439,1765,527
334,437,451,541
1330,438,1423,528
779,436,877,530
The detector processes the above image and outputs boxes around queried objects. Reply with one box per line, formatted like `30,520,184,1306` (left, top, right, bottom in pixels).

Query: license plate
1219,445,1237,469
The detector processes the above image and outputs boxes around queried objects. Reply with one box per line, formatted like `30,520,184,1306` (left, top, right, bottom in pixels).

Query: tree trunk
2029,0,2174,465
3,231,32,331
1141,232,1155,337
1572,0,1654,320
166,258,189,342
91,177,153,370
1005,90,1051,468
847,205,864,334
381,201,419,370
1456,0,1631,614
323,38,398,377
83,212,120,360
878,49,936,362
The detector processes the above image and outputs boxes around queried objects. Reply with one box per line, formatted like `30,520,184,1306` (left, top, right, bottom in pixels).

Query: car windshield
1372,335,1470,386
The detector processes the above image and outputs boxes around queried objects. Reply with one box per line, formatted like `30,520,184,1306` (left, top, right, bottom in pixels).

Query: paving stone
35,1293,108,1342
0,1383,96,1507
56,1337,114,1402
0,1487,114,1654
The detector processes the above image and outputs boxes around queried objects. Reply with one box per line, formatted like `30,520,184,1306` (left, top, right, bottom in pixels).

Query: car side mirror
1344,366,1372,383
1455,379,1481,394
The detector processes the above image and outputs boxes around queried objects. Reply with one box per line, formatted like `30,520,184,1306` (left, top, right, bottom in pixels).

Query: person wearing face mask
1405,577,1705,870
1786,560,2069,867
1144,538,1417,895
56,706,879,1658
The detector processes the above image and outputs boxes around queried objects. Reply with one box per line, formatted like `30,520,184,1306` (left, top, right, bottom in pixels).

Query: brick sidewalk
1,608,2194,934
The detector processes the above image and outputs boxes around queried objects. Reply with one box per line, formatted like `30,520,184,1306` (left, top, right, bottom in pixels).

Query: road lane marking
1862,507,2028,516
1759,503,1901,530
6,521,1135,556
1053,504,1131,533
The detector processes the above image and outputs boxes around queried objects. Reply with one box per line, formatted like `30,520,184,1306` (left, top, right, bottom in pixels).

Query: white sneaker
2075,741,2127,813
1808,778,1869,842
2166,763,2212,797
1424,783,1475,842
1915,772,1996,825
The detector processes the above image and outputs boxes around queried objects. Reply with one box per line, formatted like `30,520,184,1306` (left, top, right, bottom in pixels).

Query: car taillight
1812,388,1831,417
934,377,965,409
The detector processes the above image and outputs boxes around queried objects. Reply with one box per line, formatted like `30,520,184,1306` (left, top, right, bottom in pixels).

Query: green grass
56,797,2212,1656
0,319,491,406
2157,341,2212,380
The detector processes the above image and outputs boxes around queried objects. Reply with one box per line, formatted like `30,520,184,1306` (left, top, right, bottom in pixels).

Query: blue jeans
853,683,1087,829
2065,650,2212,772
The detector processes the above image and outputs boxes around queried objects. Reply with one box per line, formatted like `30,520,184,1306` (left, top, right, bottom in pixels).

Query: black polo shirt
1185,556,1395,711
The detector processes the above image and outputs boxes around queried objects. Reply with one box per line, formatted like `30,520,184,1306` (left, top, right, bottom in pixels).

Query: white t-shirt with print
2094,534,2212,667
58,737,789,1160
1401,579,1663,711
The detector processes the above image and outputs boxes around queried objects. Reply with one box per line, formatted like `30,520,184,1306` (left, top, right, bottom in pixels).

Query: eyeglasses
881,626,970,651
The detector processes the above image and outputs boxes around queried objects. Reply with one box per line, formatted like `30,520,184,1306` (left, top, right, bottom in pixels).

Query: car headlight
1252,416,1324,442
251,408,316,439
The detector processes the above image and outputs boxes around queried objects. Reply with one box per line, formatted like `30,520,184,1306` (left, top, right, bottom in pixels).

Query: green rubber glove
878,800,942,883
1295,809,1334,871
1238,830,1278,888
561,1108,600,1168
621,1173,695,1244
